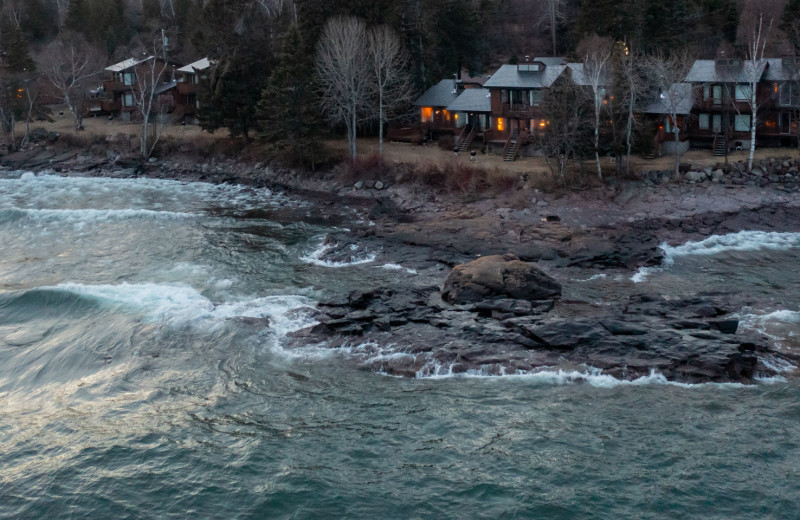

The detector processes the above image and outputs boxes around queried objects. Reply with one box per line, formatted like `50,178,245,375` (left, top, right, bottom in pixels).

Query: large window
529,90,542,104
735,84,751,101
734,114,751,131
123,93,134,107
698,113,710,130
123,72,134,86
421,107,432,122
779,83,792,106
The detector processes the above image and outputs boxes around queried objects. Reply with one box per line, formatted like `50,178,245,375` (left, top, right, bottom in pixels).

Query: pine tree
257,24,323,169
4,23,35,72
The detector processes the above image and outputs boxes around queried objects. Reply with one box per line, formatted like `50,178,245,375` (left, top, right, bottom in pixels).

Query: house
413,78,460,136
684,57,772,155
643,82,694,156
482,57,567,149
100,56,175,121
174,58,212,123
446,87,491,152
760,57,800,147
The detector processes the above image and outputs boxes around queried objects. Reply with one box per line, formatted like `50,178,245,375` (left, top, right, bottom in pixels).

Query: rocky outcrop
441,254,561,304
287,279,795,384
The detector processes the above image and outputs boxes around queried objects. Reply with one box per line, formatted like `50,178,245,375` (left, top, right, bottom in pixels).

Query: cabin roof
446,88,491,113
105,56,153,73
685,59,769,83
177,57,212,74
763,58,800,81
643,83,694,115
483,63,566,89
153,80,177,95
413,79,459,107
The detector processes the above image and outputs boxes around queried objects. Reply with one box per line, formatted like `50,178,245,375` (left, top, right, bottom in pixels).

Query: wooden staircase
503,133,520,162
456,125,476,152
713,133,727,157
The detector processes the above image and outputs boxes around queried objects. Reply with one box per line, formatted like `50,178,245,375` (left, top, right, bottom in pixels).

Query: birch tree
578,34,613,179
643,51,694,178
316,16,370,159
40,33,102,131
131,35,171,159
742,14,772,172
613,45,647,176
368,25,412,159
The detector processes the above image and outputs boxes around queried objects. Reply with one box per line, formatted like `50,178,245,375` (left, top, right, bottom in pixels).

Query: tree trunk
674,126,680,177
378,87,384,159
625,105,633,177
594,102,601,179
748,95,757,172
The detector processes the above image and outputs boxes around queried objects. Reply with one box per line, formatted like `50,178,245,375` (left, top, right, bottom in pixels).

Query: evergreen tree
782,0,800,52
64,0,86,33
257,24,324,169
4,22,35,72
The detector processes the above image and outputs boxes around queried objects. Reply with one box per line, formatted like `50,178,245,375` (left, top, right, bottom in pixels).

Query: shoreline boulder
441,253,561,304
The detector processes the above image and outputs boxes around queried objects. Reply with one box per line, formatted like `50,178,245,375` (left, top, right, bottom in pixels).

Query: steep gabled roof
685,59,769,83
644,83,694,115
177,57,212,74
106,56,153,73
446,88,491,113
483,63,566,89
764,58,800,82
414,79,459,107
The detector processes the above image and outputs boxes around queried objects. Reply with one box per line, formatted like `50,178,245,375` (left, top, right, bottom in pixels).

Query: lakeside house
643,82,694,157
97,56,209,123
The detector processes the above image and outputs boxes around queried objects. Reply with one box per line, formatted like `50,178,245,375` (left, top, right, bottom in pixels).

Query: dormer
715,57,741,70
517,56,545,73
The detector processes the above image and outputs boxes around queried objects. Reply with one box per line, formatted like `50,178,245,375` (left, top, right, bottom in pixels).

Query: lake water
0,172,798,519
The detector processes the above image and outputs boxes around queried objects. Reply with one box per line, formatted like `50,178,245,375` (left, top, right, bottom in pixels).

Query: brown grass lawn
22,105,800,174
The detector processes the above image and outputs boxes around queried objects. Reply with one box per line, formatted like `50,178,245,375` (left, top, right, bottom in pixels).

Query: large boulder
441,253,561,304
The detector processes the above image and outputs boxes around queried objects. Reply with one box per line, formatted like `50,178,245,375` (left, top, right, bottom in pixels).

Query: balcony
100,99,121,112
501,102,538,119
103,80,132,92
177,82,197,95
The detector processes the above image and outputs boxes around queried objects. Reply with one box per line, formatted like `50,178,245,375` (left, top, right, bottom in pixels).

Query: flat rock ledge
288,283,796,384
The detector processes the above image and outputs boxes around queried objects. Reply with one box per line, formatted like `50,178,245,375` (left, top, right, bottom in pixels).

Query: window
501,90,508,103
698,113,710,130
779,83,792,106
497,117,505,131
529,90,542,104
734,114,750,131
123,93,134,107
421,107,432,122
712,85,722,103
703,85,710,100
735,84,751,101
712,114,722,132
123,72,134,86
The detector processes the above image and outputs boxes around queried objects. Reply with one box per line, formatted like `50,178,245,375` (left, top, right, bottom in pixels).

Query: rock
441,254,561,304
685,170,707,182
711,169,724,182
374,180,385,190
354,181,364,189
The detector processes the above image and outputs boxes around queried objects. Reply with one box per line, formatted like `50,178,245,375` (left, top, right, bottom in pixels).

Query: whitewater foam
415,364,753,388
632,230,800,282
301,238,377,267
46,283,315,332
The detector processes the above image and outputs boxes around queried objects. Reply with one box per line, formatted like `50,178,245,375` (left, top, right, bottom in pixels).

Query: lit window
497,117,504,131
421,107,432,122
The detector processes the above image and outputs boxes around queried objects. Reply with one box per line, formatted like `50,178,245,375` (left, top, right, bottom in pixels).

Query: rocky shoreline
4,142,800,383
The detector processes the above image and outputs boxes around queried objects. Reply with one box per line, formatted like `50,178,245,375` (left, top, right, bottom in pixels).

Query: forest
0,0,798,167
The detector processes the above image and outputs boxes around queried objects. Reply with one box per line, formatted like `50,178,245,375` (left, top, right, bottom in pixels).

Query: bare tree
52,0,69,28
577,34,613,179
39,34,103,131
642,51,694,178
368,25,412,159
742,14,773,172
614,45,648,177
316,16,370,159
538,0,565,55
539,76,593,182
131,35,172,159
